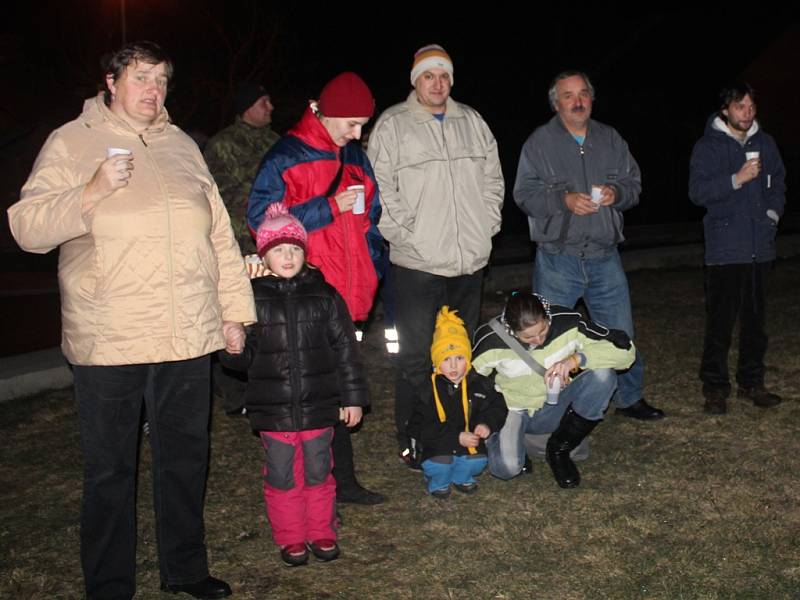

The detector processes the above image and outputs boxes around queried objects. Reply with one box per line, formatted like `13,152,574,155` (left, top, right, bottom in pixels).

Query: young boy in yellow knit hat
407,306,508,498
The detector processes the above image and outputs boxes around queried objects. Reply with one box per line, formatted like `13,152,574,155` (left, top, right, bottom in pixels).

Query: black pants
392,265,483,448
73,356,212,600
699,262,770,395
211,356,247,414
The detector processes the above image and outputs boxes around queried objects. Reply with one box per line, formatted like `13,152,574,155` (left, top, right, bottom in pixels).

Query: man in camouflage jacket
205,83,280,253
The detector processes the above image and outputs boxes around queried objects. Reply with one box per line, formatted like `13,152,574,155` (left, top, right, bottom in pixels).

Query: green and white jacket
472,306,636,414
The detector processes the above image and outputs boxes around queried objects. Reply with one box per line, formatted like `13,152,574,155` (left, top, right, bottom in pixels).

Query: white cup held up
347,184,366,215
107,147,132,159
545,376,561,405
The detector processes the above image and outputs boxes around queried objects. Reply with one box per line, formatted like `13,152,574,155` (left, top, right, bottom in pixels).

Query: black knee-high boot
332,421,385,505
546,408,600,488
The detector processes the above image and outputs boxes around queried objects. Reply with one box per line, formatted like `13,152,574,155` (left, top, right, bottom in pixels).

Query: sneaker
430,487,451,499
738,386,782,408
399,447,422,471
307,539,340,562
280,543,309,567
453,482,478,494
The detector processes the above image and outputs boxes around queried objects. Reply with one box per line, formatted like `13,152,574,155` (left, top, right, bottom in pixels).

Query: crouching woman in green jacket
472,292,635,488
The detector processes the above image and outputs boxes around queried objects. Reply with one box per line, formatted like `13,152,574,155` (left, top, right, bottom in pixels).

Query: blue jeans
486,368,617,479
422,454,489,493
533,249,644,408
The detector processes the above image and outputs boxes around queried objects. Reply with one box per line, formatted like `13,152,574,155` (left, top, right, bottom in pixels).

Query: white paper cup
347,184,366,214
545,377,561,405
745,151,760,161
107,147,132,159
591,185,603,204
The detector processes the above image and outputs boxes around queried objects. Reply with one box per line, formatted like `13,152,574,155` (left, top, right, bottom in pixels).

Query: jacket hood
705,113,760,143
81,92,171,137
288,104,339,152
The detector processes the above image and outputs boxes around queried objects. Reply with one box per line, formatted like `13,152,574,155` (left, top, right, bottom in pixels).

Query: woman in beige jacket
7,42,255,600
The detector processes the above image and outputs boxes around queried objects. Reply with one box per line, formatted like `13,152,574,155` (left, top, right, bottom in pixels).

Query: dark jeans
700,262,770,395
73,355,212,600
392,265,483,448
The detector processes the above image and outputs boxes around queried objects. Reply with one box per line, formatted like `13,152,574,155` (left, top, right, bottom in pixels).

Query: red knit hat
318,72,375,118
256,202,307,257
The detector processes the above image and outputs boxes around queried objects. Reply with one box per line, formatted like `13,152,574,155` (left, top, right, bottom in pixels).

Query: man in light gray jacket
514,70,664,421
368,44,504,463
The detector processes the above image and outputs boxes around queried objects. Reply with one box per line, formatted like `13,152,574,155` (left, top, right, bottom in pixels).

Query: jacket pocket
754,216,777,259
703,215,743,261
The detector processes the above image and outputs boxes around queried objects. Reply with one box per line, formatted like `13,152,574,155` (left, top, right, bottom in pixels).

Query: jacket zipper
339,148,354,310
440,118,464,273
285,292,303,428
141,133,177,337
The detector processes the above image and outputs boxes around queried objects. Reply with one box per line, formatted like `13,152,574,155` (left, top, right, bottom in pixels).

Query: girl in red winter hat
220,202,369,566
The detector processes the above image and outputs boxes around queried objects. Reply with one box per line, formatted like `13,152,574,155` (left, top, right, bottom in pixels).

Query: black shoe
521,454,533,475
161,575,232,599
430,487,451,499
453,482,478,494
336,483,385,505
703,389,728,414
615,398,665,420
738,386,782,408
546,408,599,489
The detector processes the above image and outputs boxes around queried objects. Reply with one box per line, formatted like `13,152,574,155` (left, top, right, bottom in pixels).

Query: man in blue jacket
689,82,786,414
514,70,664,422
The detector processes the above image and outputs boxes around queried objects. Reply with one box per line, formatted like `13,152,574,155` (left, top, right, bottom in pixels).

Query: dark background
1,3,798,354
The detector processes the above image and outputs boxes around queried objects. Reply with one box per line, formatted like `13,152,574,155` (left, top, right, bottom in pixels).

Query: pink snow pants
258,427,337,546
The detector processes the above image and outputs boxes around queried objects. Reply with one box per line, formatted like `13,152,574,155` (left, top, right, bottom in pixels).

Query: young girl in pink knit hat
220,202,369,566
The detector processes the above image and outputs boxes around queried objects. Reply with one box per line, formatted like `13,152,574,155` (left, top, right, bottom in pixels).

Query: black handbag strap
324,150,346,198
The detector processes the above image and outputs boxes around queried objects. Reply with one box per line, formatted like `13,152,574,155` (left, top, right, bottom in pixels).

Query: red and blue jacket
248,106,385,321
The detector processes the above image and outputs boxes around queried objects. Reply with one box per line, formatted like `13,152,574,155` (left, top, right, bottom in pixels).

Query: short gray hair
547,70,595,111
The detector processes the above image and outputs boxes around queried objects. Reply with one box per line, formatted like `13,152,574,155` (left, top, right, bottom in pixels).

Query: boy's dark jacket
220,266,368,432
407,370,507,461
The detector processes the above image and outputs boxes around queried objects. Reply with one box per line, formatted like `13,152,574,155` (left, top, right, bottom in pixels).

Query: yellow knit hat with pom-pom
430,306,472,372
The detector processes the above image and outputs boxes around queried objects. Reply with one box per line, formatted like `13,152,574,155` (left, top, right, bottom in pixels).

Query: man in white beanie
367,44,504,467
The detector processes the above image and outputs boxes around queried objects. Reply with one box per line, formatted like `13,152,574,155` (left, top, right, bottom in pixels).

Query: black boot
546,408,600,489
332,421,386,505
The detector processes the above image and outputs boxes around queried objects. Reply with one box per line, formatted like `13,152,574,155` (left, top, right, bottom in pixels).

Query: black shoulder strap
324,149,345,198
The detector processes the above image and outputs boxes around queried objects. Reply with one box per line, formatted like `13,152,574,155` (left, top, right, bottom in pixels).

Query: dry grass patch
1,259,799,599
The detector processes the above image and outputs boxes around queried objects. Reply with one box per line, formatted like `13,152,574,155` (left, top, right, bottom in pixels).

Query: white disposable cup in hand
347,184,366,214
745,151,760,161
591,185,603,204
107,147,132,158
244,254,262,278
545,376,561,405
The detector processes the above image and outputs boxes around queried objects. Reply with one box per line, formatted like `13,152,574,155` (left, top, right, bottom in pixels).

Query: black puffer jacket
220,267,368,431
407,371,508,461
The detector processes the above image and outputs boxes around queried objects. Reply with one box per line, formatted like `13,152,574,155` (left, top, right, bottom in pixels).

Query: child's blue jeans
422,454,488,493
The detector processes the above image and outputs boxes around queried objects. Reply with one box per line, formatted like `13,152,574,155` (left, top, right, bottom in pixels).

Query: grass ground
1,259,799,599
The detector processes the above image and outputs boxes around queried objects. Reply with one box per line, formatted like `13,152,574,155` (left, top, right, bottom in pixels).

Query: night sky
3,4,799,239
